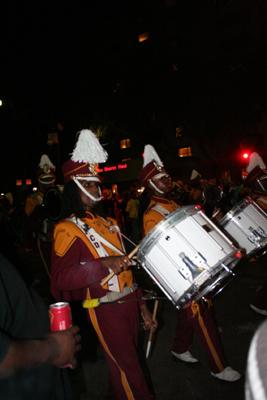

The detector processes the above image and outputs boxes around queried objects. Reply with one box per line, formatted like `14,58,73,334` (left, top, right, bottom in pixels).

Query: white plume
246,152,266,173
71,129,108,164
39,154,56,170
190,169,200,180
143,144,163,168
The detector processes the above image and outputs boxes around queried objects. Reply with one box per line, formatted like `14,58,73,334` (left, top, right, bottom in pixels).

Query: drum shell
203,185,223,204
138,205,241,309
10,207,24,241
219,197,267,257
42,186,63,222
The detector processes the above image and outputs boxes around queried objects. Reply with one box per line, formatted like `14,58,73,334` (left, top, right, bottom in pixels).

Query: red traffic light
242,153,249,159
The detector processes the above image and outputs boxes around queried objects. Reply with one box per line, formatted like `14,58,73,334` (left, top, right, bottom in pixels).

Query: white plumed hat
246,152,266,173
62,129,108,183
138,144,168,187
37,154,56,185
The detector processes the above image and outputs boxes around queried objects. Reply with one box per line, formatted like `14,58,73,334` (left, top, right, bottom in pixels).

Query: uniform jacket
143,195,179,236
51,211,144,305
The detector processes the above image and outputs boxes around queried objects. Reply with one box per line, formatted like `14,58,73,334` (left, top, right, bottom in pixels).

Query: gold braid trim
203,297,213,308
190,298,212,318
191,301,200,318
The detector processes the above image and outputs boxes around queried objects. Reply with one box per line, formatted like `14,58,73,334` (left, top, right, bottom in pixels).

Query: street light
0,98,18,123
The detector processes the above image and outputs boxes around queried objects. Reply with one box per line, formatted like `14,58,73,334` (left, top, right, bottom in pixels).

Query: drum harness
65,216,165,308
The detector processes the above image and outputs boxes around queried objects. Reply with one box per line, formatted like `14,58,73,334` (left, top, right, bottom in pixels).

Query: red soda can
49,302,73,331
49,302,73,367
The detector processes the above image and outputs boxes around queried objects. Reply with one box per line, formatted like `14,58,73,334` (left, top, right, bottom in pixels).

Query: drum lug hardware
178,265,191,280
256,227,267,237
221,263,235,276
248,227,267,244
179,252,203,279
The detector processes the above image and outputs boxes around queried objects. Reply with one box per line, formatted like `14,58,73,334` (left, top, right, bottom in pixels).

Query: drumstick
146,300,159,358
100,244,140,286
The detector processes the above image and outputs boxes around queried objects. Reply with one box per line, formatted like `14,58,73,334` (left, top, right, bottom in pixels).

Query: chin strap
74,178,102,201
149,180,164,194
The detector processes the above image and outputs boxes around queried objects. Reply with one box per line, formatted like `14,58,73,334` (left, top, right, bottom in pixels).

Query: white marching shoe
211,366,242,382
171,350,199,363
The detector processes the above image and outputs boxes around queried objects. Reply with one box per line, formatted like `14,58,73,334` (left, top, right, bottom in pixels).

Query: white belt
98,283,138,304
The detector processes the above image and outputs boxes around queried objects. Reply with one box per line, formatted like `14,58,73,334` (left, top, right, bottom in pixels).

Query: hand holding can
48,302,80,368
44,326,81,369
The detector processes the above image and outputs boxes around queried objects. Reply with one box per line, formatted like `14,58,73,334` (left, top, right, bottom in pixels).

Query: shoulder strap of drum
66,217,125,257
151,203,170,218
65,217,124,292
66,217,108,258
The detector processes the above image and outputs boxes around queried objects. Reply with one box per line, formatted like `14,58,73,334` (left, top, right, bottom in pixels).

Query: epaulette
144,203,157,215
29,192,40,199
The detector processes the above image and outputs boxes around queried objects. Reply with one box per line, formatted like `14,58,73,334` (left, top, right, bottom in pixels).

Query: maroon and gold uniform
143,196,179,235
23,190,44,251
51,211,151,400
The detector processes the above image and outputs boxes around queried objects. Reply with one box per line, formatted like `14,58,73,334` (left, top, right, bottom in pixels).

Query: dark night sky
1,2,126,111
1,2,124,190
1,2,267,192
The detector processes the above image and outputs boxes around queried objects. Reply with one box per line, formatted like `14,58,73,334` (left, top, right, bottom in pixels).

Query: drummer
138,144,241,382
23,154,56,253
245,151,267,210
243,152,267,315
50,129,157,399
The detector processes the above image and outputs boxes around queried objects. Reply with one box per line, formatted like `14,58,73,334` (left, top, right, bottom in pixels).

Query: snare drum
219,197,267,258
137,205,242,309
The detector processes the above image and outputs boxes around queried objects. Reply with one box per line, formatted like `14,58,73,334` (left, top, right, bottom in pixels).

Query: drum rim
43,185,62,198
219,196,253,226
43,186,62,221
10,206,24,239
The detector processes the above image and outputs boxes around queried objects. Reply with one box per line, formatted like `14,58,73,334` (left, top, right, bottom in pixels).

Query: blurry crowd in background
99,174,240,244
0,169,250,262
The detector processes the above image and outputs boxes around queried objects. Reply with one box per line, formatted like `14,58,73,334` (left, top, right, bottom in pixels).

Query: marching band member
50,130,157,400
243,152,267,315
188,170,203,205
22,155,57,280
138,144,241,382
23,154,56,253
245,151,267,210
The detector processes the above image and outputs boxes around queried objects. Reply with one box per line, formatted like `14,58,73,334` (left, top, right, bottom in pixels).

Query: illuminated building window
26,179,32,185
176,126,182,137
178,147,192,157
16,180,22,186
120,139,131,149
139,32,149,43
173,62,179,72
